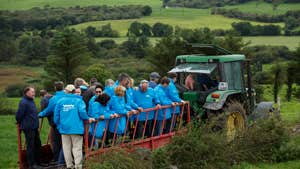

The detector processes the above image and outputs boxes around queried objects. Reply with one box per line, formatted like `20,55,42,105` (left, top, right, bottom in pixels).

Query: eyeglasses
95,91,102,94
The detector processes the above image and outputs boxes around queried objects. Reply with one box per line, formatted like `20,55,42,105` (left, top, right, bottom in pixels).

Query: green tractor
169,45,277,139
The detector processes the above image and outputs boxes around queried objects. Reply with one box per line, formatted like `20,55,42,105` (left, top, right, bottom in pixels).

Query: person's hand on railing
137,107,143,112
109,114,116,119
88,118,96,123
132,109,139,115
156,104,161,110
171,102,176,106
99,115,105,120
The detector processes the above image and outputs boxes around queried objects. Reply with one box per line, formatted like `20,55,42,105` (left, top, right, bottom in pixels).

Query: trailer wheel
224,101,246,141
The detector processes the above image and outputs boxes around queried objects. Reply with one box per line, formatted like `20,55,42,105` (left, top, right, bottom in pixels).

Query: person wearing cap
54,84,95,169
38,81,65,163
149,72,161,89
133,80,161,138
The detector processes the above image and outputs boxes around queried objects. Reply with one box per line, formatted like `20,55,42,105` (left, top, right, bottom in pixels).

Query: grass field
1,0,299,16
0,65,43,92
222,1,300,15
244,36,300,50
71,9,283,36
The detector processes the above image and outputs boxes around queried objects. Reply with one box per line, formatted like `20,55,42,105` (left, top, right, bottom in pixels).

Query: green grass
233,160,300,169
0,115,49,169
71,8,283,37
222,1,300,15
244,36,300,50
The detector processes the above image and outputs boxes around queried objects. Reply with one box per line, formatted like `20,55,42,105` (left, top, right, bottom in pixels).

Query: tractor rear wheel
223,101,246,141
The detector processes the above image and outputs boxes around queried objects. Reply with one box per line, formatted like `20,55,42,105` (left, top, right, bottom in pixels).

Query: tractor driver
197,74,218,91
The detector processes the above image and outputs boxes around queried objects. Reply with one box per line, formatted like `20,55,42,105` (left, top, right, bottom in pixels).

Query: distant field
0,65,43,92
0,0,161,10
71,7,283,36
244,36,300,50
94,36,299,50
222,1,300,15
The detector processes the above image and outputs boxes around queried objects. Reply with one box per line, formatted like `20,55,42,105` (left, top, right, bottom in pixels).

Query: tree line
0,5,152,32
211,8,300,35
2,26,300,102
163,0,299,9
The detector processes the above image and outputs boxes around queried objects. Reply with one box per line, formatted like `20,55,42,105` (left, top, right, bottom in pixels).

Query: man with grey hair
133,80,161,138
149,72,161,89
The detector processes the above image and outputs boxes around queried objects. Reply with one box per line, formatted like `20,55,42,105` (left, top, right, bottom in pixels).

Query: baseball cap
65,84,76,93
150,72,160,79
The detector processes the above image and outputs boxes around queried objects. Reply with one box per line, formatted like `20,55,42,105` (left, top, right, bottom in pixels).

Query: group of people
15,72,185,169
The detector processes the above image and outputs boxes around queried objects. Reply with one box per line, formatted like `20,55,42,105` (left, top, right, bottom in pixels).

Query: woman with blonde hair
108,86,129,140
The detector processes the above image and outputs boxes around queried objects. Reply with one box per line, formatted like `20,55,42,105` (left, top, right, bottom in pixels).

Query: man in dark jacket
16,87,42,169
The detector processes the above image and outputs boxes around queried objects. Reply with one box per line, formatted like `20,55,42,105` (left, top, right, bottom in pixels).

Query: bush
0,96,15,115
86,148,152,169
5,83,27,97
152,148,171,169
164,117,291,169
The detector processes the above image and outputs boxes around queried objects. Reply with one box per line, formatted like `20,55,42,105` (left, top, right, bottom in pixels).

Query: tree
271,63,286,103
147,36,187,75
180,27,215,44
232,22,252,36
142,6,152,16
128,22,152,37
17,34,50,65
152,22,173,37
216,31,249,53
85,26,97,37
45,29,91,84
82,64,114,85
286,63,296,101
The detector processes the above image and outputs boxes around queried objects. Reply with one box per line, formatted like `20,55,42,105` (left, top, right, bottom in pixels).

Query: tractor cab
169,45,257,138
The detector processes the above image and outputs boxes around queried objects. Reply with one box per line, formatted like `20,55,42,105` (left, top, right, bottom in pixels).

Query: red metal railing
17,119,52,169
84,102,190,159
17,102,190,168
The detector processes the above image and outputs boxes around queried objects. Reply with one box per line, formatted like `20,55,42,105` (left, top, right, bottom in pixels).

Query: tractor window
224,62,242,90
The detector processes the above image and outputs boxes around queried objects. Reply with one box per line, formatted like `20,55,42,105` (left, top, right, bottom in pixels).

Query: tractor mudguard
248,102,279,121
202,91,240,111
